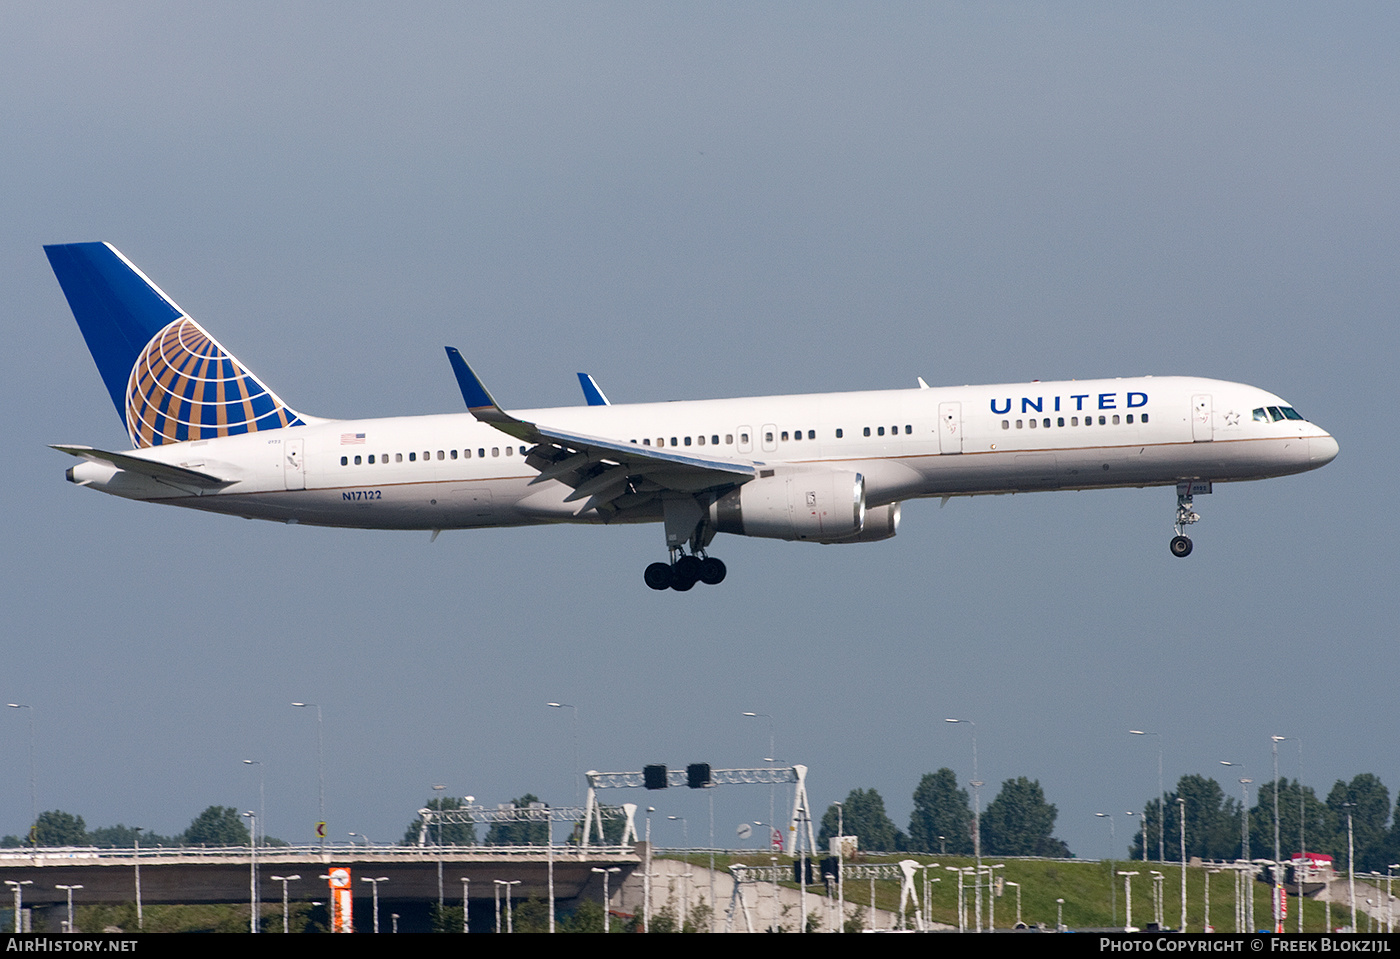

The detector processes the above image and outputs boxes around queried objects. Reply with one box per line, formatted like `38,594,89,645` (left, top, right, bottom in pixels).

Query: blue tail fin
46,243,305,448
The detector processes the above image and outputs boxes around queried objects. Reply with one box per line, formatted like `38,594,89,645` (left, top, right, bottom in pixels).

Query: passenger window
1126,415,1133,424
671,437,678,447
409,452,416,462
643,439,650,446
505,446,513,456
477,449,485,458
368,455,375,464
1029,419,1037,429
340,456,348,466
836,429,844,438
1112,415,1120,425
1142,414,1149,423
904,425,911,435
450,449,457,460
437,450,445,460
1071,417,1078,426
1057,417,1064,427
781,431,789,442
1002,420,1009,430
354,455,362,465
396,453,404,462
697,435,705,446
492,448,500,457
765,432,774,443
877,427,885,436
863,427,871,437
1098,416,1106,425
1043,418,1050,428
712,435,720,445
1016,420,1023,429
464,449,472,458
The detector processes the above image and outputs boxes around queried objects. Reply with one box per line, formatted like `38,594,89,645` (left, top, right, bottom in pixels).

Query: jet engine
709,470,865,542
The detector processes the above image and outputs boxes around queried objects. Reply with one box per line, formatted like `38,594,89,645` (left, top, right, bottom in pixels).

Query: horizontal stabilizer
51,445,235,490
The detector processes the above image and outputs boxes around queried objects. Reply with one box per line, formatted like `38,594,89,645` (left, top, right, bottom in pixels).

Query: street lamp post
243,810,258,933
1118,870,1140,932
592,867,620,933
1130,729,1165,864
459,877,470,934
945,718,982,930
291,703,325,849
133,827,143,931
546,702,579,806
5,880,32,933
270,875,299,933
1271,735,1287,932
361,877,389,933
6,704,36,846
55,884,82,933
1178,796,1188,931
1097,812,1118,926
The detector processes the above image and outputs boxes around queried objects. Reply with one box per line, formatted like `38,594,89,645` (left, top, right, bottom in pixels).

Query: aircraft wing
51,445,236,491
446,348,758,515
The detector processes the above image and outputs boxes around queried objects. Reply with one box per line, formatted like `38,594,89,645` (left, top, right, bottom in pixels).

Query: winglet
444,347,535,439
577,372,611,406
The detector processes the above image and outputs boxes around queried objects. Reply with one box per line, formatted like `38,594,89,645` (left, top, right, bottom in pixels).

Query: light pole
1097,812,1118,926
1220,763,1251,861
243,759,265,916
1178,796,1187,931
643,806,654,932
1271,735,1287,932
499,878,521,932
5,880,32,933
1344,803,1356,932
945,718,982,930
432,783,446,913
6,704,35,845
133,827,143,930
291,703,326,849
1056,897,1065,932
743,710,777,831
459,877,470,933
546,702,579,806
243,810,258,933
361,876,389,933
1006,880,1022,927
1118,870,1140,932
592,866,620,932
1130,729,1165,864
270,875,299,933
56,883,82,933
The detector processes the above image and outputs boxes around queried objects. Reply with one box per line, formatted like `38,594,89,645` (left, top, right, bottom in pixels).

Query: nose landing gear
1170,482,1205,558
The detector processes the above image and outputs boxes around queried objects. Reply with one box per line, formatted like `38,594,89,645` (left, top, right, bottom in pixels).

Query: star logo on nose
1223,410,1240,426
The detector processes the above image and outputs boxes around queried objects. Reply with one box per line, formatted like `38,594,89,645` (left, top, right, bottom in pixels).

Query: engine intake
710,470,866,542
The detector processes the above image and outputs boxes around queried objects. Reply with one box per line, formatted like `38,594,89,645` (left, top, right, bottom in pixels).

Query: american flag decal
341,433,366,445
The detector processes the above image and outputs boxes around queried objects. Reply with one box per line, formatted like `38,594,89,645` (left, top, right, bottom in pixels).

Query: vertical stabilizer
46,242,304,448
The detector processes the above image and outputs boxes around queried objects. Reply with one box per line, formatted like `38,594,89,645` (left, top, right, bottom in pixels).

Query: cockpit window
1253,408,1269,422
1280,407,1304,421
1256,406,1306,423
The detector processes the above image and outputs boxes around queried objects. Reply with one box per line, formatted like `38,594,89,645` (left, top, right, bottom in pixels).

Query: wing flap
444,348,757,513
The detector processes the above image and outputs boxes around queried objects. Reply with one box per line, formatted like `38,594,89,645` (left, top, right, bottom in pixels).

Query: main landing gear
645,549,727,591
1170,483,1202,558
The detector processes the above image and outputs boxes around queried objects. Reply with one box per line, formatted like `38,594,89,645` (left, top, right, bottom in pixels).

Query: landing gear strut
644,548,727,591
1171,484,1202,558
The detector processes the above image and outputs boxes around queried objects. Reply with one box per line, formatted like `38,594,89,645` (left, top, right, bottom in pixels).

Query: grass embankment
662,853,1364,932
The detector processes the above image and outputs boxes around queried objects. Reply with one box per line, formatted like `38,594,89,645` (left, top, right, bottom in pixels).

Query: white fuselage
69,375,1338,534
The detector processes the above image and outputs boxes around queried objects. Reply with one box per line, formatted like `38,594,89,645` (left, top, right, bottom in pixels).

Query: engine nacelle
710,469,865,542
820,502,900,544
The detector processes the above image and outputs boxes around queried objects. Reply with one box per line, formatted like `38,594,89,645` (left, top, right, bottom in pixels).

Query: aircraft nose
1310,433,1339,467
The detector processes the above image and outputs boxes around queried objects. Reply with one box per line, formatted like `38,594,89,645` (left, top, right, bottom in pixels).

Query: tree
485,794,549,845
1245,778,1334,866
1326,774,1391,870
908,769,974,855
1133,775,1243,862
88,824,176,848
981,777,1069,857
402,795,477,846
818,788,902,852
33,810,87,846
182,806,251,846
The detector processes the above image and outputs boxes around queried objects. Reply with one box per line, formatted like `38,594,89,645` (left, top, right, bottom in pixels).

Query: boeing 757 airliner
46,242,1338,590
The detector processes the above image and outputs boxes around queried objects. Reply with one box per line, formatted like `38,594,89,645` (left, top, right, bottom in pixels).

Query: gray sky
3,3,1395,860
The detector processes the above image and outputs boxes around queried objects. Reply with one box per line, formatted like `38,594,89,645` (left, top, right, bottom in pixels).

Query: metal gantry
583,765,815,854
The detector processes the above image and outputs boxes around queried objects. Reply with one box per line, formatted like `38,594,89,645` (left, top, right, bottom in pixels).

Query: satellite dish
736,823,753,840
